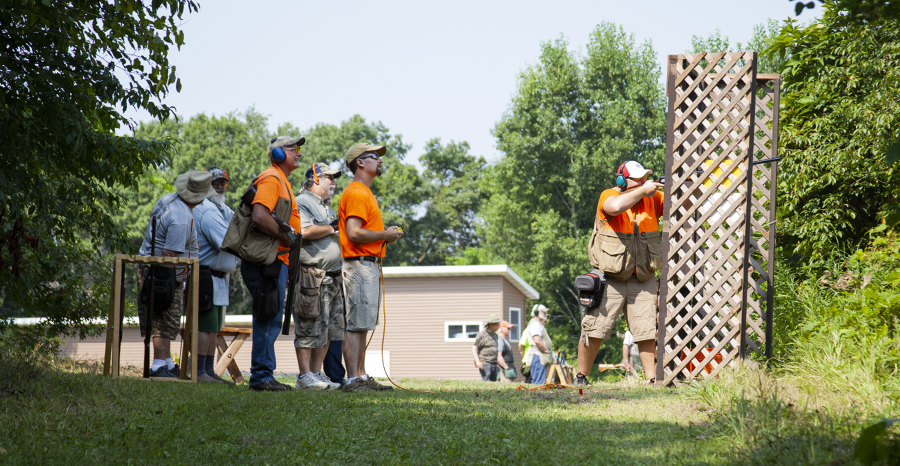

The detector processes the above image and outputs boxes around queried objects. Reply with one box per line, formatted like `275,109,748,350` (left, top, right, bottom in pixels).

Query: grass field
1,359,888,465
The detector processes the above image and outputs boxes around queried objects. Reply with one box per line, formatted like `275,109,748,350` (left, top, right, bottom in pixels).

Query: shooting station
103,254,201,382
655,52,780,386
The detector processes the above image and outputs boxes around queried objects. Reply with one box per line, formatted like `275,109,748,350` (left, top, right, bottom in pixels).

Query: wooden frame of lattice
654,52,780,386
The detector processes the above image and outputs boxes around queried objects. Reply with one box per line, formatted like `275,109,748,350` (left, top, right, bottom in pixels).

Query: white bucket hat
175,170,217,204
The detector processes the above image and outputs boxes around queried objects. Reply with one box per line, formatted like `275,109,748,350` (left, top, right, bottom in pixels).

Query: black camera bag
139,266,176,312
574,268,607,308
198,266,215,314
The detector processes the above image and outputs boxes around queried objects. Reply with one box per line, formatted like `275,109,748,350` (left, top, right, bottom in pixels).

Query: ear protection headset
615,162,628,189
269,138,286,163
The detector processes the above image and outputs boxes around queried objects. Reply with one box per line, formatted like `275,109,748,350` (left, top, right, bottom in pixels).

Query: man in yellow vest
574,161,663,386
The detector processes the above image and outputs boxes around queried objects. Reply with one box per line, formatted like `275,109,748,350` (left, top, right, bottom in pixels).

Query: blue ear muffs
271,146,286,163
615,163,627,189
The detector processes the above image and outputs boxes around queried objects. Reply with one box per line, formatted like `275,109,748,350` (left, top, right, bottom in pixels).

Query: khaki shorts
581,275,657,342
137,266,184,341
342,259,381,332
293,279,344,348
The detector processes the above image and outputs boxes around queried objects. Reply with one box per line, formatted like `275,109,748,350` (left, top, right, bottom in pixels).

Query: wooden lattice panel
654,53,779,386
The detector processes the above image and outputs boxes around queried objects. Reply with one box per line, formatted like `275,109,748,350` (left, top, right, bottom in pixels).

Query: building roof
382,264,539,300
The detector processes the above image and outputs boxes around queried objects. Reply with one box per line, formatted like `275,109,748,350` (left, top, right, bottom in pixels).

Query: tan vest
588,213,662,282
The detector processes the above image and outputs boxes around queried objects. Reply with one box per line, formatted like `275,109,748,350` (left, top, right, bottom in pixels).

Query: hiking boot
340,377,373,392
573,373,590,387
149,365,176,378
208,372,236,385
249,380,290,392
313,372,341,390
364,376,393,391
296,373,330,390
198,372,223,383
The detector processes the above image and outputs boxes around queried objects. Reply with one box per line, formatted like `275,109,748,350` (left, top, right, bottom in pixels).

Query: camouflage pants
293,278,344,348
137,266,184,341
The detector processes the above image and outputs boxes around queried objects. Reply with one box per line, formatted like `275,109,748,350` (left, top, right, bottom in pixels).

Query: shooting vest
588,191,663,282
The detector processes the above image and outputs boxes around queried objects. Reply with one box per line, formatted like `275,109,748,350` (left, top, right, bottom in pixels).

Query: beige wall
61,274,530,383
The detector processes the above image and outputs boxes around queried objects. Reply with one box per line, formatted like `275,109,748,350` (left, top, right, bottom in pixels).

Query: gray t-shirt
296,190,342,273
138,193,199,282
474,330,499,364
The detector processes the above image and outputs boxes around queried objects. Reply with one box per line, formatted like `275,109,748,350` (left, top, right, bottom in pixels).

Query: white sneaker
295,373,330,390
313,372,340,390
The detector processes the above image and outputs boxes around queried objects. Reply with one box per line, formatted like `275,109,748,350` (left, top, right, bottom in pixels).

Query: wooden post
103,254,125,377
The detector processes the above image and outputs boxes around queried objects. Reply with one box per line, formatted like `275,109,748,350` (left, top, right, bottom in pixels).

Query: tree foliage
0,1,197,336
766,6,900,254
689,20,787,74
482,23,666,355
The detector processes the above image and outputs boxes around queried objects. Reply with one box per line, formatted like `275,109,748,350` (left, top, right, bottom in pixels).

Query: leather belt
325,270,341,278
345,256,381,263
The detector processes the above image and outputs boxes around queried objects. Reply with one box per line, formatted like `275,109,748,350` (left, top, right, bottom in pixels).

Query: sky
123,0,822,166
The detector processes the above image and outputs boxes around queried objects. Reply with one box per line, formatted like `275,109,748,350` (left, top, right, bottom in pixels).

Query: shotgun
144,216,156,378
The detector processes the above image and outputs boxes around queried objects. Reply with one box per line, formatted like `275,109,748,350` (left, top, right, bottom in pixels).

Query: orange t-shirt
252,165,302,266
597,188,664,234
338,181,385,258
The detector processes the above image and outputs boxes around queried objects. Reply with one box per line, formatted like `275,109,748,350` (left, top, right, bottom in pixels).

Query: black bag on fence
574,269,607,308
139,266,177,312
198,266,215,314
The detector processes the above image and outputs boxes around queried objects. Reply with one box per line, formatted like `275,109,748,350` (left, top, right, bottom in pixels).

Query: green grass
3,358,892,465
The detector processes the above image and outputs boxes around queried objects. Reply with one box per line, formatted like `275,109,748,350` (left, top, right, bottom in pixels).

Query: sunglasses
285,146,302,153
358,153,381,162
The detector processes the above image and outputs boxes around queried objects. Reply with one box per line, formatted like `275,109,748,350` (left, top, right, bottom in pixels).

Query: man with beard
339,143,403,392
191,167,240,383
291,163,343,390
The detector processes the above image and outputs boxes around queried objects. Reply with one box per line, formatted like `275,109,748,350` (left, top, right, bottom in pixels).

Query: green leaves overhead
766,7,900,253
0,1,198,328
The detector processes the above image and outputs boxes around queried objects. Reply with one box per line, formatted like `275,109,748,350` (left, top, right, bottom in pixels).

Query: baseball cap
621,161,652,179
345,143,386,167
499,320,514,329
305,163,342,179
207,167,228,182
268,135,306,156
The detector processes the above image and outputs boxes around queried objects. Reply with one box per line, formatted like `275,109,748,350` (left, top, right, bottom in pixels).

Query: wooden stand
102,254,200,383
548,363,573,385
215,327,251,384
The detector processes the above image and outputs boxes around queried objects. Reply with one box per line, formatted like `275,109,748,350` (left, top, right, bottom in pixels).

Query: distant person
521,305,553,385
497,320,516,382
241,135,304,391
191,166,240,383
338,143,403,392
137,171,212,378
575,161,663,386
291,163,343,390
622,330,642,377
471,314,502,381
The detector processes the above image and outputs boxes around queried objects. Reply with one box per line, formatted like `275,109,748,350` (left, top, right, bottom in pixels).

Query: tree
766,6,900,254
689,20,787,74
393,139,487,266
0,1,197,343
483,22,667,356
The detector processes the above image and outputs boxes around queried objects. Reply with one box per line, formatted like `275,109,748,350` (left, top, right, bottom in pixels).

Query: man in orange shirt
574,161,664,386
242,135,304,391
338,143,403,392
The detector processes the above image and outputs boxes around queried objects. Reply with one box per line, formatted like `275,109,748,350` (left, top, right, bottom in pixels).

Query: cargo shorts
137,266,184,341
293,278,344,348
581,274,657,342
342,259,381,332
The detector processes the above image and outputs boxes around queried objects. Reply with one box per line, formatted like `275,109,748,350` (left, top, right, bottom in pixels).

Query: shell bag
574,268,607,308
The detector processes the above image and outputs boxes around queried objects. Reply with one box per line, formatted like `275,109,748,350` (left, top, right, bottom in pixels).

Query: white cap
622,161,651,179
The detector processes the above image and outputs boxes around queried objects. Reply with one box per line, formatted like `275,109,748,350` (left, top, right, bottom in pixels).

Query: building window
445,322,482,342
508,307,521,342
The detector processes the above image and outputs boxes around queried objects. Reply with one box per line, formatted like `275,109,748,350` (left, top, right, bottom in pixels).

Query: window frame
508,307,521,342
444,321,483,342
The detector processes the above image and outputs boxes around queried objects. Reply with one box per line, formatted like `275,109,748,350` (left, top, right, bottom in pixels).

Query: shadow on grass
0,360,860,465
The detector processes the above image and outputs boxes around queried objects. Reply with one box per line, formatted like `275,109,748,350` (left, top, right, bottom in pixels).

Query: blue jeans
530,353,548,385
323,339,346,383
479,362,498,381
242,261,287,386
